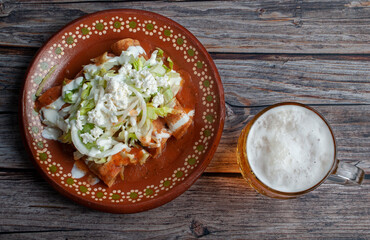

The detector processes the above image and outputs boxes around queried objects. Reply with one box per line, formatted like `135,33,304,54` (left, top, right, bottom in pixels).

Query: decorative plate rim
20,9,225,213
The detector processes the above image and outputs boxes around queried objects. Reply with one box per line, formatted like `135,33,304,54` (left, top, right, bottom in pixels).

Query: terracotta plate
21,9,225,213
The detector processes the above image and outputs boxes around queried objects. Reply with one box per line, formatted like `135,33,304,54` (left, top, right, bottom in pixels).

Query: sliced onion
71,120,128,158
115,99,138,117
70,121,91,156
127,86,146,128
94,143,128,158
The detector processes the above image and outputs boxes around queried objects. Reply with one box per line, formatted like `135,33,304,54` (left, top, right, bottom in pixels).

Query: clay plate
21,9,225,213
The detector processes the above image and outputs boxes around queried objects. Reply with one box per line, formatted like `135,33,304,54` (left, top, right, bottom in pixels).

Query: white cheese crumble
91,127,103,139
80,127,103,144
152,94,164,108
80,132,96,144
156,75,169,88
88,107,106,127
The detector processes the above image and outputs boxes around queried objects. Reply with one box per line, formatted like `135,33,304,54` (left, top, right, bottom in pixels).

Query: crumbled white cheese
156,74,169,88
80,132,95,144
76,111,84,131
91,127,103,139
152,94,164,108
131,69,158,95
96,137,114,151
105,76,132,110
79,126,104,144
143,74,158,95
103,95,118,112
118,63,133,76
88,107,106,127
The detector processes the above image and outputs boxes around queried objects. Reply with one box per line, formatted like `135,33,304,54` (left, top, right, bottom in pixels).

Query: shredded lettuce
58,131,72,144
147,105,172,120
81,123,95,133
156,48,164,57
167,57,174,70
63,91,74,103
147,106,157,120
132,56,145,71
79,99,95,115
150,64,166,76
163,88,174,104
128,132,137,141
156,106,172,117
81,83,92,100
84,141,97,150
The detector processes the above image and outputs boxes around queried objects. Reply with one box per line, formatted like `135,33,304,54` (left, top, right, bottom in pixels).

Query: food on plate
37,38,194,187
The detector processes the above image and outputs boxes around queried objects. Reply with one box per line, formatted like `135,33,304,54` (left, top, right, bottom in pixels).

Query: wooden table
1,0,369,239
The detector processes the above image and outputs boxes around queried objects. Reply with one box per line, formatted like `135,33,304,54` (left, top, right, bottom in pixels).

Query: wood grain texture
0,0,369,238
0,0,370,53
0,173,369,239
0,49,369,112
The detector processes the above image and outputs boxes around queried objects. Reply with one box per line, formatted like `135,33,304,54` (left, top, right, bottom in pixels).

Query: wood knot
0,2,4,14
226,103,236,119
292,18,303,28
256,8,266,16
0,1,15,18
190,219,210,238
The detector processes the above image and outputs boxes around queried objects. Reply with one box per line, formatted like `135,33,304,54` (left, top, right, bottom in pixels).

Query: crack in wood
12,0,220,4
210,52,370,61
28,205,69,209
0,167,36,172
0,229,83,235
202,172,242,178
1,44,370,62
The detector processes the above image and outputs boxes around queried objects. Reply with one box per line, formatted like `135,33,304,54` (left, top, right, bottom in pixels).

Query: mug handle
328,161,365,184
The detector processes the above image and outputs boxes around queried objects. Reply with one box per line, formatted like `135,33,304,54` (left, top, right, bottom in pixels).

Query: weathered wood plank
1,104,370,173
0,48,35,113
1,0,370,53
0,173,369,239
1,49,369,112
218,58,370,106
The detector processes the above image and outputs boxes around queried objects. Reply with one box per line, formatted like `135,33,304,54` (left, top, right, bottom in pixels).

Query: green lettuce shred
79,99,95,115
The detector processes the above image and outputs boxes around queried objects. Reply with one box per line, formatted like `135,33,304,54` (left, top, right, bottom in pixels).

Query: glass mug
237,102,364,199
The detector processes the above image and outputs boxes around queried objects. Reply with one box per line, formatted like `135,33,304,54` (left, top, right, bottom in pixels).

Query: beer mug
237,102,364,199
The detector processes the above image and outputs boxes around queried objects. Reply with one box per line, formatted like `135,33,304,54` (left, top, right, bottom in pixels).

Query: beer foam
246,105,335,193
